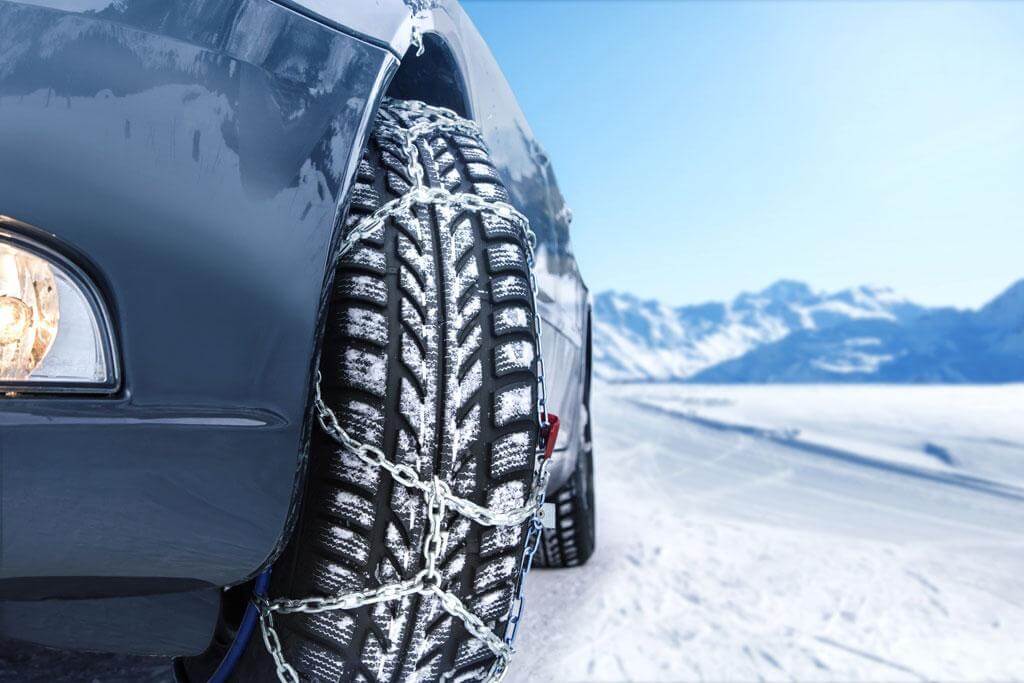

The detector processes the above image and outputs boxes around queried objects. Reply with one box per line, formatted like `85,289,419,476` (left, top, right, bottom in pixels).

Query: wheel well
385,33,470,117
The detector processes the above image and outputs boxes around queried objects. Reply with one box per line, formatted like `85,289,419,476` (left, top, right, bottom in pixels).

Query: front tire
237,99,543,682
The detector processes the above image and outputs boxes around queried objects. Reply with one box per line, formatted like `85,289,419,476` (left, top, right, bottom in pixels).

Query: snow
592,282,930,383
4,384,1023,681
509,383,1024,682
614,383,1024,484
806,337,895,375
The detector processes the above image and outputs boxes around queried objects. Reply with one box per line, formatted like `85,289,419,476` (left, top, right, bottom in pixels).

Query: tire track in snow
627,398,1024,503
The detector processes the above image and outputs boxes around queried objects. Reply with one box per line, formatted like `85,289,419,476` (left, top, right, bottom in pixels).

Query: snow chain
256,99,553,683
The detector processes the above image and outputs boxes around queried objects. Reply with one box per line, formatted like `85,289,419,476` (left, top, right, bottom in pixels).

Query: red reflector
541,413,560,460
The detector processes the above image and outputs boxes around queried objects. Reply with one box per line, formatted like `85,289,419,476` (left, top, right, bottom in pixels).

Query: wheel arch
385,33,472,117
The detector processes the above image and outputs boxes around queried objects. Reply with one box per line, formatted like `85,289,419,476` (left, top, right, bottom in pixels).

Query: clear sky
462,1,1024,309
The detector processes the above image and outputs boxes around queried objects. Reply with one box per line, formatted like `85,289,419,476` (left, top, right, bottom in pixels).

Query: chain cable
257,99,553,683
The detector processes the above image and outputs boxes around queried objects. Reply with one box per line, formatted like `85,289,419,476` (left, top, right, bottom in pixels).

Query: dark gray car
0,1,593,680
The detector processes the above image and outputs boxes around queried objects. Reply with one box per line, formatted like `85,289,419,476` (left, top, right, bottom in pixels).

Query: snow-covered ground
3,383,1023,681
510,383,1024,682
617,383,1024,485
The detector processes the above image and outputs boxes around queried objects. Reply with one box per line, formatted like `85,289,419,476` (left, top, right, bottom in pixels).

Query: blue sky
462,1,1024,309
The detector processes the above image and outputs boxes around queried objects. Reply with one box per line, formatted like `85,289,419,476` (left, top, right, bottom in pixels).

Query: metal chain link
257,99,552,683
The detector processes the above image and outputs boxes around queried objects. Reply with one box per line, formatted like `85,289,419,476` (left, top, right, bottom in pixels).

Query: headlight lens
0,244,59,378
0,237,114,388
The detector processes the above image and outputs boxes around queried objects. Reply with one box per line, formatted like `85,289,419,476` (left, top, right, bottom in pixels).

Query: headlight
0,225,117,392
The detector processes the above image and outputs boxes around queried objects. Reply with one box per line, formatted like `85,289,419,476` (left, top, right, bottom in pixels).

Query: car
0,1,594,681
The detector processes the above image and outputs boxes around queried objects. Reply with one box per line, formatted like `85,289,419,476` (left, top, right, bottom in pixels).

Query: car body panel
0,0,587,655
270,0,411,56
0,0,394,587
0,586,220,656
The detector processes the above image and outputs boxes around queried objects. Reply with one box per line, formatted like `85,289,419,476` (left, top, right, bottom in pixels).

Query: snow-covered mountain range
593,279,1024,383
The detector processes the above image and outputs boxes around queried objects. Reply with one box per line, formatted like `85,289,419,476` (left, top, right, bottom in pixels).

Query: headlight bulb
0,243,59,380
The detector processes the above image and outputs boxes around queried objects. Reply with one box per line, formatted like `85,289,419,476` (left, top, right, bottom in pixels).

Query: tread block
472,555,516,594
348,184,380,212
458,146,489,164
340,347,386,398
317,523,371,565
455,402,481,445
326,444,381,493
306,612,357,651
401,298,428,339
338,307,387,347
310,555,362,595
490,275,531,305
456,325,482,363
399,265,428,311
399,377,431,449
458,294,481,327
473,182,509,202
293,640,347,682
356,159,376,181
401,333,429,389
336,273,387,307
435,149,456,172
467,162,500,183
397,231,433,282
449,214,475,262
480,212,521,242
492,305,531,335
494,339,535,377
487,243,527,275
337,398,384,446
471,585,515,623
321,489,376,529
487,481,526,514
339,245,387,273
454,641,491,673
442,168,461,191
490,431,531,478
493,383,533,427
480,524,522,556
454,258,480,303
452,133,486,150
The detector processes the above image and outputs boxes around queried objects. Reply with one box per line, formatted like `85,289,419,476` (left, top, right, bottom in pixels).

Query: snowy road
510,384,1024,682
3,384,1023,681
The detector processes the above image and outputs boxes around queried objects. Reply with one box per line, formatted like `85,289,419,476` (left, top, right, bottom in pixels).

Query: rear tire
536,407,595,568
536,314,595,569
236,99,542,682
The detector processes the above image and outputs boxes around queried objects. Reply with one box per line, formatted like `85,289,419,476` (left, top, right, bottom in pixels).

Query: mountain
593,279,1024,383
